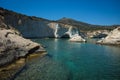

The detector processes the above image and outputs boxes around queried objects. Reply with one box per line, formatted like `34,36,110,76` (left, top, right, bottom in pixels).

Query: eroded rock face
1,7,85,42
48,22,82,38
0,30,45,67
0,8,85,41
48,22,86,42
97,27,120,45
48,23,67,38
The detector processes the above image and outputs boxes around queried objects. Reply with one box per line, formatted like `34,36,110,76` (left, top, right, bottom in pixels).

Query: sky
0,0,120,25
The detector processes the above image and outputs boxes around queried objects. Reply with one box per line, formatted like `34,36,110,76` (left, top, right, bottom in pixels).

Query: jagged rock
69,34,86,42
97,27,120,45
0,29,45,67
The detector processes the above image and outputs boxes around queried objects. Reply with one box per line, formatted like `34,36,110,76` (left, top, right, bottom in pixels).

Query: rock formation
48,22,83,39
69,34,86,42
0,7,84,38
1,7,119,43
48,22,68,38
97,27,120,45
1,7,115,40
0,29,45,67
86,30,110,38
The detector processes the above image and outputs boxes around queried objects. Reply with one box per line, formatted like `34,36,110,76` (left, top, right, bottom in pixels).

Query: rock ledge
0,29,45,67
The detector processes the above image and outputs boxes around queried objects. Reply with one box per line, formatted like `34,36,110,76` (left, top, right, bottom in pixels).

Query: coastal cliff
1,7,118,39
0,7,120,43
0,8,46,79
0,7,82,38
0,7,46,66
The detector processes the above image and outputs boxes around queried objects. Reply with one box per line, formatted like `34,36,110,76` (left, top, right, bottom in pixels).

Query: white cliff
48,22,86,42
65,26,73,38
64,26,86,42
97,27,120,45
48,23,78,38
54,24,59,38
0,7,86,40
48,23,60,38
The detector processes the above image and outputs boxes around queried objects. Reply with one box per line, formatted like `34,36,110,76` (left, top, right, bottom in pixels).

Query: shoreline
96,42,120,47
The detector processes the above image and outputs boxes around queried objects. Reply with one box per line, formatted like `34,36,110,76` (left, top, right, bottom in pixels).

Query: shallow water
15,39,120,80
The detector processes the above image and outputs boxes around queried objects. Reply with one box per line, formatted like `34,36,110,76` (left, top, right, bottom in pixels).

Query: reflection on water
15,39,120,80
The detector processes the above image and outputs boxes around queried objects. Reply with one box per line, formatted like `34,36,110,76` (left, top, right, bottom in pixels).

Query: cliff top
57,17,119,31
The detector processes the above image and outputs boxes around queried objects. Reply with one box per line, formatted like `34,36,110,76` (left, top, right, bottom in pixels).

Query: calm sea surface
15,39,120,80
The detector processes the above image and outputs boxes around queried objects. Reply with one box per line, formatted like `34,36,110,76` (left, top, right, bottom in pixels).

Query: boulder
97,27,120,45
69,34,86,42
0,29,45,67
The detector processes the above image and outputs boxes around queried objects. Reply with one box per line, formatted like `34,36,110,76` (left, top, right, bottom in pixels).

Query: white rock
0,29,45,66
97,27,120,45
69,34,86,42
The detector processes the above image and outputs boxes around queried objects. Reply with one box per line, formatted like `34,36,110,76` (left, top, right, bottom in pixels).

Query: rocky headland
0,7,46,67
0,8,46,79
0,29,46,66
0,29,46,79
97,27,120,46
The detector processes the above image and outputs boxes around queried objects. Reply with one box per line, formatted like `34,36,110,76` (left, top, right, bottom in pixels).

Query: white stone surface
69,34,86,42
97,27,120,45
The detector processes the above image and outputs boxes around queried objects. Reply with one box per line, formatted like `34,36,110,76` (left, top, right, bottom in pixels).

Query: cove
15,39,120,80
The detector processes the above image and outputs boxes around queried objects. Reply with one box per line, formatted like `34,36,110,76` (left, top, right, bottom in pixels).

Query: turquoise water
15,39,120,80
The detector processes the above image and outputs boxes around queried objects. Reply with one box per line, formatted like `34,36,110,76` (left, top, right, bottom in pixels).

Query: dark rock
93,34,107,38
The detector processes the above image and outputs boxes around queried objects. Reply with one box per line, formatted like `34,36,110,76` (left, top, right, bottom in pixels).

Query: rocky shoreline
97,27,120,46
0,52,47,80
0,29,47,80
0,29,46,67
